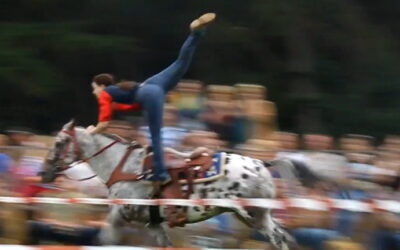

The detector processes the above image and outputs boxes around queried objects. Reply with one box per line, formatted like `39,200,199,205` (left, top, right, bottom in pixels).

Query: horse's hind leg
147,223,172,247
262,209,296,250
98,205,125,245
234,208,295,250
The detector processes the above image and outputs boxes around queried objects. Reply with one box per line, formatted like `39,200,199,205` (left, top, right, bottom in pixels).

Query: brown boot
190,13,216,31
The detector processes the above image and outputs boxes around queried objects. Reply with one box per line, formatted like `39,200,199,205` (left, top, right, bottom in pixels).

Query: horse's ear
63,119,75,131
69,119,76,129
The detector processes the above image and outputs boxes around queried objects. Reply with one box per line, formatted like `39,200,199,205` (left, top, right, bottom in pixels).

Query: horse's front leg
98,205,125,245
121,204,172,247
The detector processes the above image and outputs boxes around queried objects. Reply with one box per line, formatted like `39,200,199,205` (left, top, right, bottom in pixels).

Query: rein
57,129,119,181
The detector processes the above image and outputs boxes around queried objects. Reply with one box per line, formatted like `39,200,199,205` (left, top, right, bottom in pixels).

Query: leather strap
106,144,143,188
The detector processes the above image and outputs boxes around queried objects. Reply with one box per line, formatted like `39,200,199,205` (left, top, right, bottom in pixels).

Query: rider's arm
89,121,109,134
113,102,142,111
90,90,112,134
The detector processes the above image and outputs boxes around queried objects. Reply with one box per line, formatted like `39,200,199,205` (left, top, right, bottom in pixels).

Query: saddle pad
179,152,227,184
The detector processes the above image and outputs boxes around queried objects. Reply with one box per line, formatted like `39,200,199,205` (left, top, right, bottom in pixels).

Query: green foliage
0,0,400,137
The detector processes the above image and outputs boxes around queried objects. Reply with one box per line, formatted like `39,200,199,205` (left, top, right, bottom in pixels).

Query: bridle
53,128,119,181
57,128,82,169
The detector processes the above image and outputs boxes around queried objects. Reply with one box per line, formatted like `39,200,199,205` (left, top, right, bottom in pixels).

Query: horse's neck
81,134,142,182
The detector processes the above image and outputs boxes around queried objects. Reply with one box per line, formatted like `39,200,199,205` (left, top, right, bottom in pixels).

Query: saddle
143,150,213,227
105,145,214,227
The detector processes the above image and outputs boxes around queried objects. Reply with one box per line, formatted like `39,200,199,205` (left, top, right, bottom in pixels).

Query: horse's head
41,119,84,183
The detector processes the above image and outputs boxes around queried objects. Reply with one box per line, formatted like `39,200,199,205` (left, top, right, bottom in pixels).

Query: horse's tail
268,159,323,188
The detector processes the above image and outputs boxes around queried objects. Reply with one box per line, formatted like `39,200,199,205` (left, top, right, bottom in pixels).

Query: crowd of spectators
0,81,398,249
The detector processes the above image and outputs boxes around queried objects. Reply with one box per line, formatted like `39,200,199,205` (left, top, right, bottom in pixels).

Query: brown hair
116,81,139,90
93,73,114,86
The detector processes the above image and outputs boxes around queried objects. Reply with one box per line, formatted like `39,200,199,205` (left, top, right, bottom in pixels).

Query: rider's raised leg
142,13,216,93
134,14,215,182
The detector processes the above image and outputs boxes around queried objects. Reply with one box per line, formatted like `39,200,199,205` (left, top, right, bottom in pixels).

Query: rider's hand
86,125,96,134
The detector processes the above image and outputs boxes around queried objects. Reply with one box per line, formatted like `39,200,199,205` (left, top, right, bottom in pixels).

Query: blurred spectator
200,85,236,143
0,135,13,193
0,151,12,175
275,131,300,151
381,134,400,151
27,175,105,245
201,85,248,146
340,134,375,164
239,139,280,161
3,130,55,197
235,83,277,140
325,238,365,250
0,135,24,243
369,150,400,188
282,180,341,250
140,104,188,149
369,185,400,250
0,202,29,244
3,127,35,161
274,131,306,161
181,130,226,151
0,131,52,244
106,120,137,141
105,120,149,145
170,80,207,130
303,133,334,151
339,134,392,190
12,148,51,196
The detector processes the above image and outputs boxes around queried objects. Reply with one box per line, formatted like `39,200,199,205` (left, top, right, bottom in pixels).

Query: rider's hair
93,73,114,86
116,80,139,90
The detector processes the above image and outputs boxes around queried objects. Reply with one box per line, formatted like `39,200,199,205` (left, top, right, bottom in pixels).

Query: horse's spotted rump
244,166,257,174
224,193,230,198
228,182,240,191
200,188,208,198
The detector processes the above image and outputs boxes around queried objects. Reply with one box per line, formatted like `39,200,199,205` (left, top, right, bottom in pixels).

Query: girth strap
106,144,143,188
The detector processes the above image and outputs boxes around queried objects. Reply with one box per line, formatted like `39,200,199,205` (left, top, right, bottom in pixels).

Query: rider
87,13,216,184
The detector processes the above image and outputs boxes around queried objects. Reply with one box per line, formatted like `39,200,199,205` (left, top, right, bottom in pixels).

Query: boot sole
190,13,216,31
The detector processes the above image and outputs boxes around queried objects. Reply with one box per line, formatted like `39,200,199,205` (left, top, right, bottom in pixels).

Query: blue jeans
135,31,204,180
291,228,340,250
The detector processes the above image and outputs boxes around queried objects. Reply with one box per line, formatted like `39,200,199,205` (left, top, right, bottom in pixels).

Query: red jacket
98,90,142,122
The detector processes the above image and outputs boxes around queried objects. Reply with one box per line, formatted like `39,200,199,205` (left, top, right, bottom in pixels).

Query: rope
0,197,398,213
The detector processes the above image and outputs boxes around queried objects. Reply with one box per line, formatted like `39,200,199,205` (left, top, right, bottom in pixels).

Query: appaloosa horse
41,121,298,249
